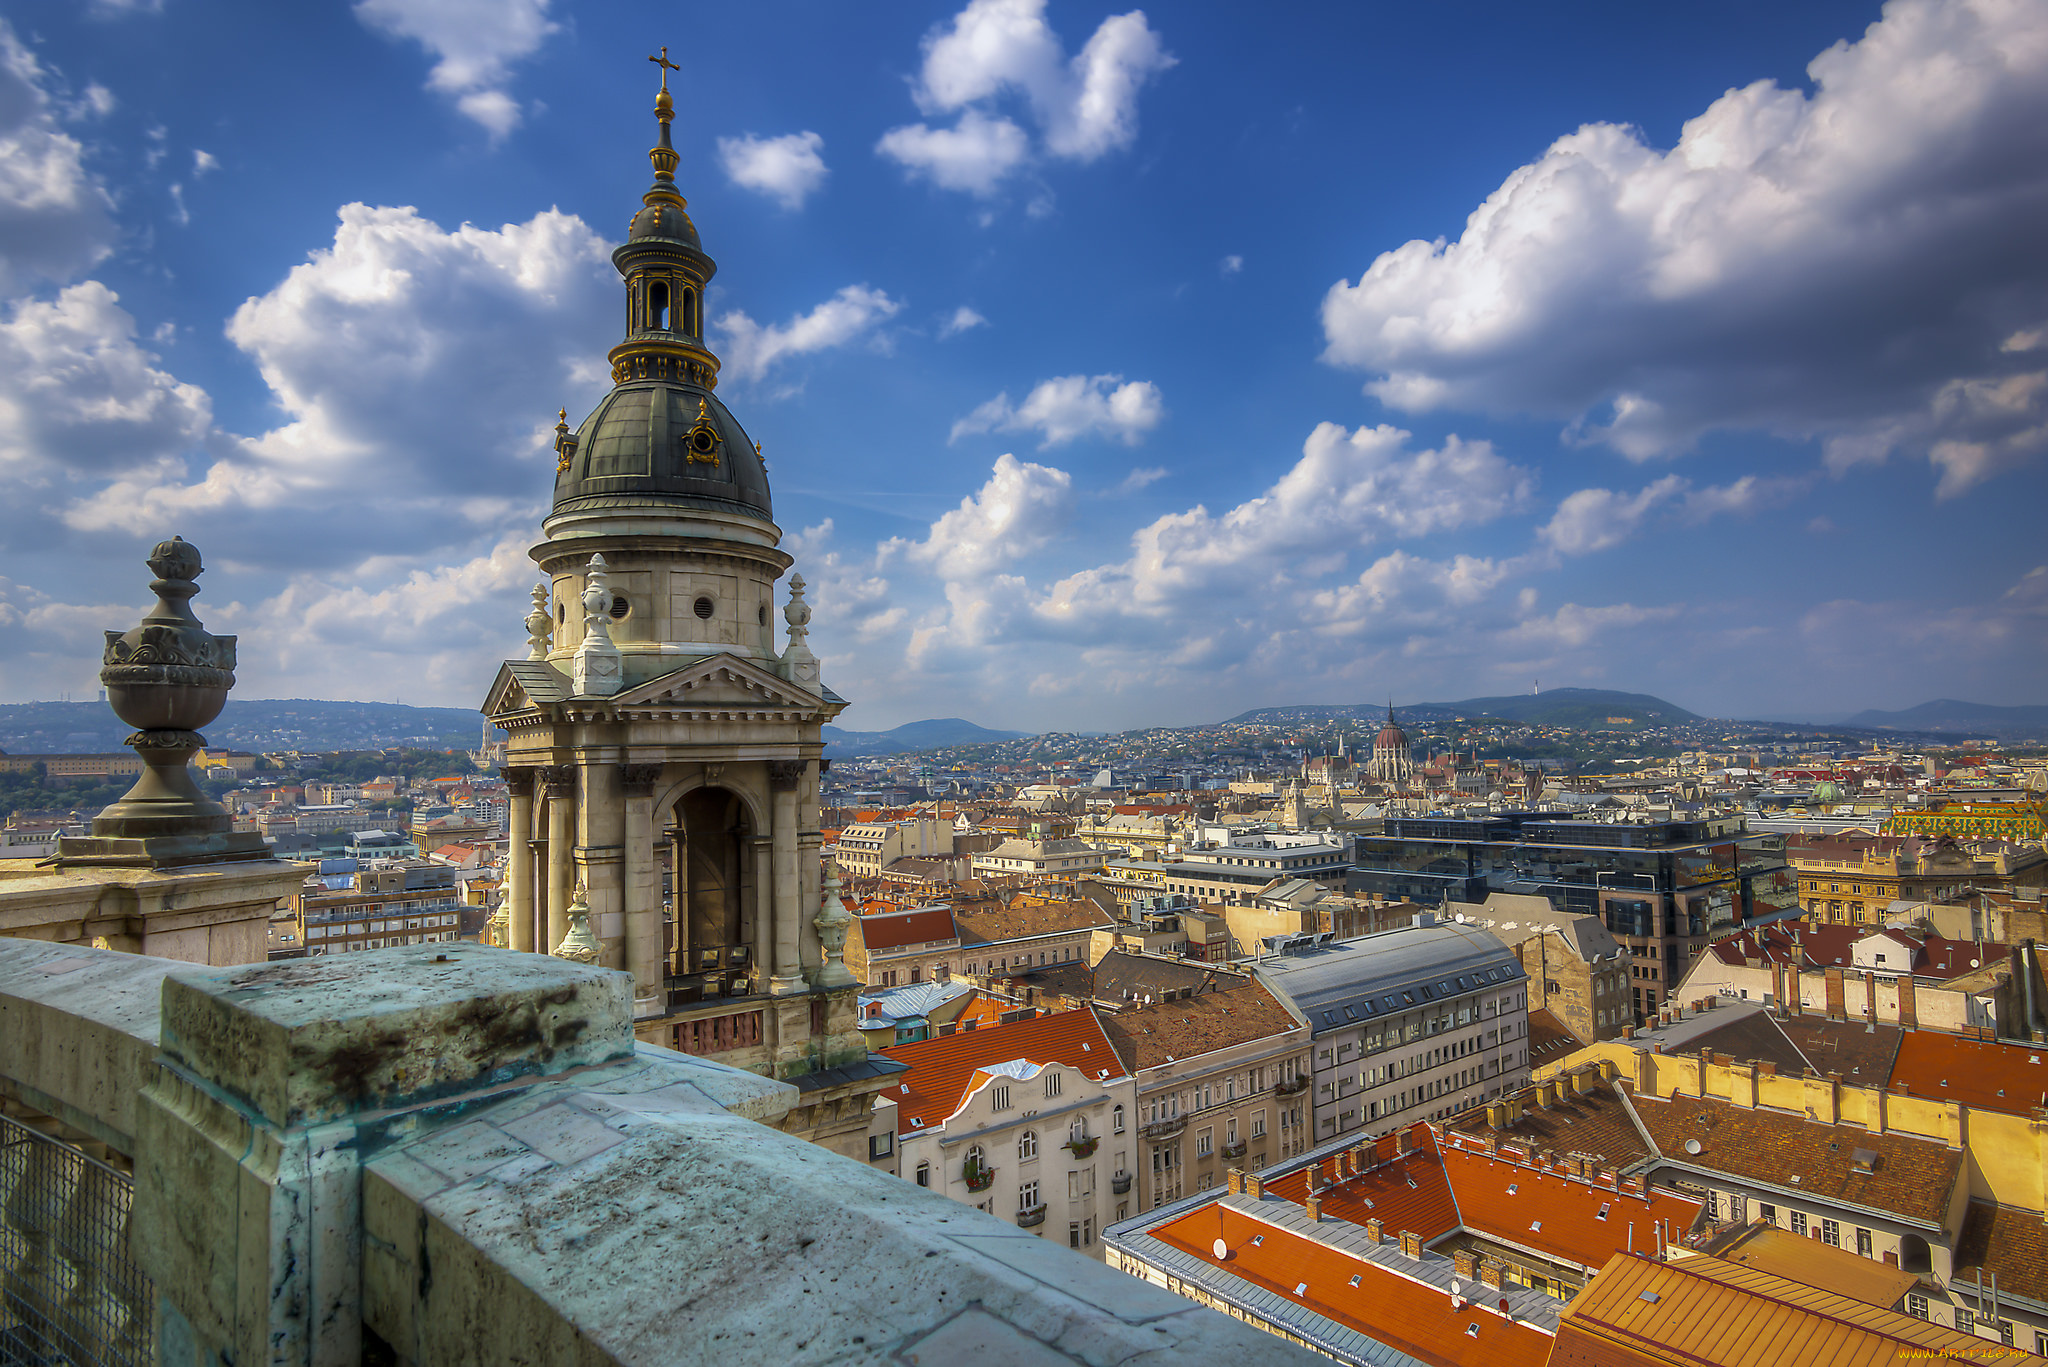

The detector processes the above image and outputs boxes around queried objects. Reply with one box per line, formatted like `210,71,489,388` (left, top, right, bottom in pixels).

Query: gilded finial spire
644,46,684,206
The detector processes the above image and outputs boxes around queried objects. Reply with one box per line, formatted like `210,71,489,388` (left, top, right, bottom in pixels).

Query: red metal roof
1888,1031,2048,1116
1149,1201,1553,1367
879,1008,1125,1136
1438,1134,1701,1271
853,906,958,950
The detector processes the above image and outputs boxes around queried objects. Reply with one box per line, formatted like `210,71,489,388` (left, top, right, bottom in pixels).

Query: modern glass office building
1347,813,1793,1024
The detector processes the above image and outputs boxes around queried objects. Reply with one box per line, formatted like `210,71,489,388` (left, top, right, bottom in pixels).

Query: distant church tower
483,56,888,1154
1370,701,1414,785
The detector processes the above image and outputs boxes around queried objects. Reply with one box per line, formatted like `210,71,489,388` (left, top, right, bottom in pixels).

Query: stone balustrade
0,937,1316,1366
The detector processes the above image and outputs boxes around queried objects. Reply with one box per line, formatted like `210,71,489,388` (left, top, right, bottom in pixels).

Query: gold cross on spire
649,46,680,92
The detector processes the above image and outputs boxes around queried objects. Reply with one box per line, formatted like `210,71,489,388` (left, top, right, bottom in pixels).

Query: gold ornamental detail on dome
684,397,721,465
645,47,685,206
607,347,716,388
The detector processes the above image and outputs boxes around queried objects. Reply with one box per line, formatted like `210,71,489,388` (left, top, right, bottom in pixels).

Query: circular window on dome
690,427,717,455
693,596,715,620
609,595,629,621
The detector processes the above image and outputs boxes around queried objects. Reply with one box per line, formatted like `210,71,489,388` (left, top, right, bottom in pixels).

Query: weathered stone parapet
0,856,304,965
1,938,1309,1367
0,938,181,1152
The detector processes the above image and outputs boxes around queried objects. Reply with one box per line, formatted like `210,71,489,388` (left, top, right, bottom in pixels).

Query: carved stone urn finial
73,537,267,866
525,582,553,660
571,552,623,697
812,858,856,989
552,882,602,963
779,573,819,687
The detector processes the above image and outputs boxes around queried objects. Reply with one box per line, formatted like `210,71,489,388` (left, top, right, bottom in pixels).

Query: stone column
750,835,774,993
504,769,535,953
576,757,625,970
769,761,805,994
668,828,688,974
543,766,576,954
621,764,664,1013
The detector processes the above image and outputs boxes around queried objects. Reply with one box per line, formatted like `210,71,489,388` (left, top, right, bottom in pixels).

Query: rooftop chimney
1304,1194,1322,1222
1399,1229,1423,1260
1365,1217,1384,1244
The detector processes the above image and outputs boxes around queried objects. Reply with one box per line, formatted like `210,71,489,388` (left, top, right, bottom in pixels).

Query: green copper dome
553,381,770,522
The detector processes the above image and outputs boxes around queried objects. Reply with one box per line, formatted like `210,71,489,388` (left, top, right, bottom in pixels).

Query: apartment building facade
1253,917,1531,1147
880,1010,1136,1260
834,816,955,881
297,861,465,954
1097,975,1312,1211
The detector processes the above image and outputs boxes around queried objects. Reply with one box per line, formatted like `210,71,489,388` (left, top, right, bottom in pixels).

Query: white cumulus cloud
876,109,1031,198
894,452,1075,581
0,22,117,290
941,305,989,337
353,0,557,139
878,0,1174,199
0,282,210,484
951,373,1164,447
1321,0,2048,495
717,131,828,210
1539,477,1687,556
715,285,904,384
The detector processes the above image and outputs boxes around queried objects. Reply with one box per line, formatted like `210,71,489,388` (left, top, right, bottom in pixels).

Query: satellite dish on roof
1213,1238,1230,1260
1684,1139,1702,1156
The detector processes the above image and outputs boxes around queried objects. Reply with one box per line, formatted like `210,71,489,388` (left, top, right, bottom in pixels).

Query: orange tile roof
1149,1201,1553,1367
1438,1134,1701,1271
1888,1031,2048,1116
879,1008,1124,1137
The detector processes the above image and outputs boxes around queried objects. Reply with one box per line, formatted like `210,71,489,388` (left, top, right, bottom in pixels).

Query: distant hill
0,699,485,754
824,717,1028,757
1226,688,1703,731
1842,699,2048,740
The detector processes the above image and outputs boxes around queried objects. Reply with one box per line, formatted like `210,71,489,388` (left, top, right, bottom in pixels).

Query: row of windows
307,930,458,954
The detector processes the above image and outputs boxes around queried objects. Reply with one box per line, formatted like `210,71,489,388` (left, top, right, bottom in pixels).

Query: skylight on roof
1507,1184,1518,1195
1350,1274,1362,1288
1597,1204,1610,1220
1252,1236,1264,1247
1530,1221,1542,1232
1294,1283,1308,1296
1466,1325,1480,1338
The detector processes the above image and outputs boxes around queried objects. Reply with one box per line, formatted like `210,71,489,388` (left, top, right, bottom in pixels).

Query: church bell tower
482,53,888,1152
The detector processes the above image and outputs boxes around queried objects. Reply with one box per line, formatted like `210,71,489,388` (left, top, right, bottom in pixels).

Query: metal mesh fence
0,1111,153,1367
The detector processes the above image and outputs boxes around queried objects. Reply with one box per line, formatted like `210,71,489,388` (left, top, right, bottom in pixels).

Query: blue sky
1,0,2044,732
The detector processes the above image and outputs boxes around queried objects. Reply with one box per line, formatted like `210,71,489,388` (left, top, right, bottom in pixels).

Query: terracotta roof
879,1008,1124,1137
1450,1083,1654,1170
1437,1132,1702,1272
1626,1088,1962,1226
1888,1031,2048,1117
1262,1130,1461,1244
1526,1009,1583,1066
1098,978,1303,1073
1148,1200,1554,1367
1703,1225,1918,1308
1954,1199,2048,1306
851,906,958,951
953,896,1115,946
1553,1250,2030,1367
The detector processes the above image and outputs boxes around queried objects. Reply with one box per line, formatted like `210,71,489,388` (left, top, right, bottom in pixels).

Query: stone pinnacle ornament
66,537,269,866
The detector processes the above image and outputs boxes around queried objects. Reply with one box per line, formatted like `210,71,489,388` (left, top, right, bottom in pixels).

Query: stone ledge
159,942,638,1126
361,1044,1318,1365
0,937,180,1150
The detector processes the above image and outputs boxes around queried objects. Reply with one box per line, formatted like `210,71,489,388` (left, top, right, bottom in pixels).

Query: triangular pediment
611,653,826,714
483,659,569,718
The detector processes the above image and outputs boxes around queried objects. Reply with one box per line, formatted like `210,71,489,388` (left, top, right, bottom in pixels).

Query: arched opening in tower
671,785,753,997
679,286,697,335
649,280,671,331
